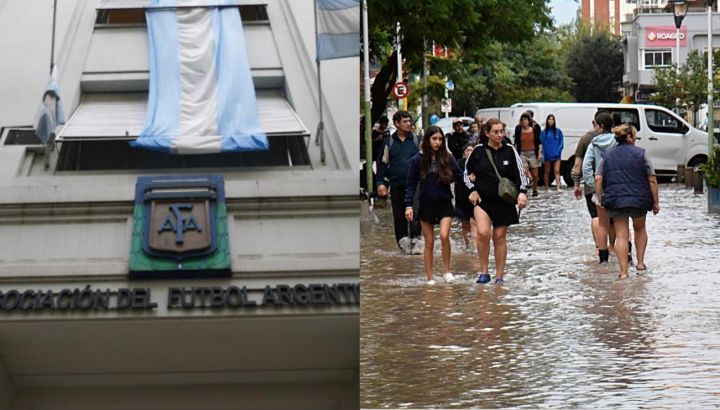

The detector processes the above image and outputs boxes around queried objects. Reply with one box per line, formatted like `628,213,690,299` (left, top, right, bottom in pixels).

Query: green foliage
652,50,720,126
701,145,720,187
566,29,624,102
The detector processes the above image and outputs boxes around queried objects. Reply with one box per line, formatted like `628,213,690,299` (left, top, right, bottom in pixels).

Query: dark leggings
390,183,421,244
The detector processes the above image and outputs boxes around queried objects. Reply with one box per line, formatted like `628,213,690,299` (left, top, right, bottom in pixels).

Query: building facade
582,0,669,35
0,0,359,408
621,9,720,126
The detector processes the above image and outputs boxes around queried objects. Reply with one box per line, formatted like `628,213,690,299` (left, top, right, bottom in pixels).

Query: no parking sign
392,82,409,99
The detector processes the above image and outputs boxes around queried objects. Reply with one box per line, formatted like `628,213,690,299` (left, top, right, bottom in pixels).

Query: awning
97,0,267,9
57,92,309,142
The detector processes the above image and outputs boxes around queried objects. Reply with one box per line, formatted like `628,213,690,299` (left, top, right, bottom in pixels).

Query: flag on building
316,0,359,60
34,64,65,145
131,0,267,154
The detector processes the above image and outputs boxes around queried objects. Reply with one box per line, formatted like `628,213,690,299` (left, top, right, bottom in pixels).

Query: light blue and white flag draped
131,0,267,154
35,64,66,145
316,0,359,60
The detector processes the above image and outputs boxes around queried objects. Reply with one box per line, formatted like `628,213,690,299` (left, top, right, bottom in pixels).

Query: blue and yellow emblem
130,175,230,279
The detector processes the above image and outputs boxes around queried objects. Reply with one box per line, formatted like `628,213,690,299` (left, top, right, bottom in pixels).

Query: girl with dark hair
404,126,464,285
465,118,530,284
540,114,564,192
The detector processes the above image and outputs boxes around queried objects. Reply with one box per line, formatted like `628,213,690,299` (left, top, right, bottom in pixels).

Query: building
0,0,359,408
582,0,669,35
621,4,720,127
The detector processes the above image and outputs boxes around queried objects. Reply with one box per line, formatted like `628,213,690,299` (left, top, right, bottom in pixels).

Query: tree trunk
370,51,397,124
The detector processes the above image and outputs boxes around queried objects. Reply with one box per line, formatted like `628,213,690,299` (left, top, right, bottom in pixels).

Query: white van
509,102,709,185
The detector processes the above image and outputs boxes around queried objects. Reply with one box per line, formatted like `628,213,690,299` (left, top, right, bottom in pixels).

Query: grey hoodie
581,132,617,188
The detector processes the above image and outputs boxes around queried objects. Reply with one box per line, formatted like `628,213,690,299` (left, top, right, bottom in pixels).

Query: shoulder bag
485,149,519,205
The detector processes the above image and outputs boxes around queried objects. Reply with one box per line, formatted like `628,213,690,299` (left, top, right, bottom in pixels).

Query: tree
566,30,624,102
652,49,720,126
367,0,552,123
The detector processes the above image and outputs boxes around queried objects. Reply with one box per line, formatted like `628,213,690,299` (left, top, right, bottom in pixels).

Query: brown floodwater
361,184,720,408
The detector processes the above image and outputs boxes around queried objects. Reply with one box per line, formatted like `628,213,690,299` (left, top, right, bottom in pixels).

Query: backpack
383,132,421,165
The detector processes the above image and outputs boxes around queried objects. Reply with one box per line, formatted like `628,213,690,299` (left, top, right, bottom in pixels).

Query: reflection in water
361,185,720,408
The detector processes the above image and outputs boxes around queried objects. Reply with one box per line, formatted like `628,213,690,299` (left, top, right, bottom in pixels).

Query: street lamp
673,1,689,76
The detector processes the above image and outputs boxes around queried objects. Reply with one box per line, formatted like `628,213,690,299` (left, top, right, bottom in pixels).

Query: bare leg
613,217,630,278
470,217,477,247
632,215,648,269
439,217,452,273
608,219,617,256
554,160,562,191
461,221,471,249
544,161,551,191
421,221,435,281
591,217,601,249
530,167,540,193
474,206,492,274
492,226,509,279
596,205,610,253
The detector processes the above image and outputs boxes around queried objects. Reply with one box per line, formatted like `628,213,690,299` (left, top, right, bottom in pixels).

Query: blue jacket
601,144,653,210
540,128,564,161
375,132,420,186
582,132,617,188
404,152,464,207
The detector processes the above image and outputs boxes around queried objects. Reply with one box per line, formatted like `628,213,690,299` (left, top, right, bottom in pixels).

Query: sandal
636,265,647,272
618,274,629,280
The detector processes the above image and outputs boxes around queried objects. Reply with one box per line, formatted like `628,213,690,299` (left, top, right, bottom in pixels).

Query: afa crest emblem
130,176,230,279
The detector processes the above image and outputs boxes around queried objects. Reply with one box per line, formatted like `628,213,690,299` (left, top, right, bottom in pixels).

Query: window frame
642,49,672,70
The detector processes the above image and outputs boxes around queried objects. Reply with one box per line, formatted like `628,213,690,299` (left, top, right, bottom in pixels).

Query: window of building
643,49,672,69
95,5,268,25
55,136,310,171
1,127,41,145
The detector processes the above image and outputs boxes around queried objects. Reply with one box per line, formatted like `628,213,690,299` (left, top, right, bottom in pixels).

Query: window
645,109,686,134
599,108,641,130
56,136,310,171
1,128,41,145
643,49,672,69
96,5,268,25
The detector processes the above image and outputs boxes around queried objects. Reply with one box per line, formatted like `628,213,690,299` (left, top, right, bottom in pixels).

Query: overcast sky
549,0,579,26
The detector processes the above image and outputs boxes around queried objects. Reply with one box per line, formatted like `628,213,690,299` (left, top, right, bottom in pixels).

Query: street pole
677,27,681,113
363,0,373,196
396,21,404,110
708,2,714,154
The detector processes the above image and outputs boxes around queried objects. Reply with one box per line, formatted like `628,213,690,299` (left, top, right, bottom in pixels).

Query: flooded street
361,184,720,408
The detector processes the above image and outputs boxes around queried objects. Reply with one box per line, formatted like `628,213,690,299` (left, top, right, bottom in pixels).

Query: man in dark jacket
447,118,470,161
376,110,421,253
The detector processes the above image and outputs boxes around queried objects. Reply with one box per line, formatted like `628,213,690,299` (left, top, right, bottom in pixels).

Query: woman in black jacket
466,118,530,284
513,112,542,196
404,126,464,285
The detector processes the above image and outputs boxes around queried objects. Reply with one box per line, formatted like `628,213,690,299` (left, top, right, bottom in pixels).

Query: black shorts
419,200,454,224
585,193,598,219
475,197,518,227
608,207,647,219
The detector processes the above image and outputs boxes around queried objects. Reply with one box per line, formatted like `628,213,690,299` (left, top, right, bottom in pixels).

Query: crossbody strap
485,149,502,180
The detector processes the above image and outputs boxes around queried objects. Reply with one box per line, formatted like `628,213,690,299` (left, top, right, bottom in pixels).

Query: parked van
509,102,709,185
475,107,511,126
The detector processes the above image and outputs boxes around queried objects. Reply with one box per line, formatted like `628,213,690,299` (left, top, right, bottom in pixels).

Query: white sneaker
410,237,424,255
398,236,411,254
443,272,455,283
427,279,436,285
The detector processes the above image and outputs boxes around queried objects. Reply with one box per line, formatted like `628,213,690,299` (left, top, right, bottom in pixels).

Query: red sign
392,82,409,99
645,26,686,48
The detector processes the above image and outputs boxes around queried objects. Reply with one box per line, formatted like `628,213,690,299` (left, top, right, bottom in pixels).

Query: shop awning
57,92,309,142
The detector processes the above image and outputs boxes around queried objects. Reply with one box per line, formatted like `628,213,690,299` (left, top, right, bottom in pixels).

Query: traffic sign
441,99,452,113
446,80,455,91
392,82,409,99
